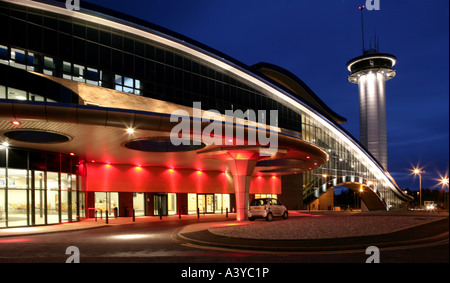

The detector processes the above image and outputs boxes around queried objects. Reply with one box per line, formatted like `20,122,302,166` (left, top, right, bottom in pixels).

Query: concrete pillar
226,158,258,221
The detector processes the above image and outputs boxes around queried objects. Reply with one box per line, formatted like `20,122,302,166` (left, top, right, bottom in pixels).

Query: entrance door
198,194,214,213
154,194,167,216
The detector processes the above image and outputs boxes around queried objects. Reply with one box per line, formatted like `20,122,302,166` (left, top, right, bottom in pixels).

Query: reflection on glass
133,192,145,216
187,193,197,214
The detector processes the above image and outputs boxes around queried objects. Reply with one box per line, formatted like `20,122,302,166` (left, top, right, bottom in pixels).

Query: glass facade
0,1,301,132
0,147,83,228
301,114,405,210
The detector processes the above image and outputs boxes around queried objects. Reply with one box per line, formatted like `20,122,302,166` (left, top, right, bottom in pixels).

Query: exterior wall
85,163,281,195
308,188,334,211
279,174,303,210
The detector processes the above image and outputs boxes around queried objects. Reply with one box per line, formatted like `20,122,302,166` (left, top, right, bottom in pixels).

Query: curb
176,217,449,253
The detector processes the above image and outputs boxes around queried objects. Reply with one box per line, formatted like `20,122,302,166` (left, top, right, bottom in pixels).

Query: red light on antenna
69,152,75,156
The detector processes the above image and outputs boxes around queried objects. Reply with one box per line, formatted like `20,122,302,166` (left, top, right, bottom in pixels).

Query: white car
248,198,288,221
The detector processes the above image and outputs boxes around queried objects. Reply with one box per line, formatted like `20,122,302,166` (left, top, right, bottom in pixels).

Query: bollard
100,209,102,220
178,207,181,219
95,210,97,222
197,207,200,219
132,209,135,222
159,208,162,220
226,207,228,218
106,210,108,224
221,207,223,215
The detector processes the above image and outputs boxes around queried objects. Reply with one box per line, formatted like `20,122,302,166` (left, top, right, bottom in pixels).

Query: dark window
86,42,98,66
86,26,98,42
111,33,122,50
8,149,27,169
99,30,111,46
27,24,42,52
73,24,86,38
59,20,72,34
29,151,47,171
43,28,57,55
98,46,111,70
111,49,123,73
10,18,26,47
123,37,134,53
58,33,72,59
46,153,60,172
135,41,145,57
72,38,86,64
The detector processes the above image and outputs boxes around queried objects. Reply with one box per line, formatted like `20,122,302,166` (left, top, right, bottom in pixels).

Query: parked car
248,198,288,221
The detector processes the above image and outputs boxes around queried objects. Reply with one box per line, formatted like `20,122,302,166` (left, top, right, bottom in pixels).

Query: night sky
81,0,449,191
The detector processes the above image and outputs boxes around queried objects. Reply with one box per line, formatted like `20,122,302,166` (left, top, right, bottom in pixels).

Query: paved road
0,216,447,265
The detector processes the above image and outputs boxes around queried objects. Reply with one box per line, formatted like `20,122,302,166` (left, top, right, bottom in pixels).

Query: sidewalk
0,213,234,238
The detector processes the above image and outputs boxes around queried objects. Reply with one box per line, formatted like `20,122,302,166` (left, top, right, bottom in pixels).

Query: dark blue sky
83,0,449,191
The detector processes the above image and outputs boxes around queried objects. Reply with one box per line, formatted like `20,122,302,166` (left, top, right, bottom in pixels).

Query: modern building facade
0,0,412,227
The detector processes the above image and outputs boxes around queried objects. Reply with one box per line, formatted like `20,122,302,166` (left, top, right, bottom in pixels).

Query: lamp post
439,177,449,211
413,168,425,207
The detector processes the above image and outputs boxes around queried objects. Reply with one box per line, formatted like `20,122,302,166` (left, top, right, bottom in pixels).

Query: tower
346,50,396,170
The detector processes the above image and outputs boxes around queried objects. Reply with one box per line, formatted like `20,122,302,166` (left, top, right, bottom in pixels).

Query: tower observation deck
346,49,397,170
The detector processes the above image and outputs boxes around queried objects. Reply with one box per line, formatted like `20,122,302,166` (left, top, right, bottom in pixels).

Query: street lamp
438,176,449,211
412,167,425,207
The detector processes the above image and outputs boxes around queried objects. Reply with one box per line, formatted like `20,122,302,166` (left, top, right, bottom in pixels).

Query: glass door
198,194,214,213
154,194,167,216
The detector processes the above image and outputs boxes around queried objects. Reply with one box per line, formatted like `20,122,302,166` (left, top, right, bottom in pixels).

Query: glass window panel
0,45,8,61
7,189,28,227
168,193,176,215
114,74,122,85
133,193,145,216
0,85,6,99
123,77,133,88
123,86,133,94
46,189,59,224
33,171,45,225
187,193,197,214
63,61,71,73
0,189,5,227
47,172,59,191
61,190,70,222
73,64,85,82
7,169,28,189
71,190,78,221
44,56,54,69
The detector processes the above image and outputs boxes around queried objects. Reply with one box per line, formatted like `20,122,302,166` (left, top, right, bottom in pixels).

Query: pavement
1,211,448,253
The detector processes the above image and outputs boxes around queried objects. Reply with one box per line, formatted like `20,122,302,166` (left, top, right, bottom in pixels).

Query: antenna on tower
359,5,366,53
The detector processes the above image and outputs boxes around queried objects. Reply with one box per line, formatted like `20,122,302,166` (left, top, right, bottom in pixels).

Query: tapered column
198,146,278,221
226,158,259,221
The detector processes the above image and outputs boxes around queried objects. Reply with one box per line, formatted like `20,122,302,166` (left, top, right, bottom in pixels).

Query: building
347,49,397,170
0,0,412,227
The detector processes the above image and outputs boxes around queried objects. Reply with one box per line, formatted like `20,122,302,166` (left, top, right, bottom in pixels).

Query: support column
226,158,258,221
198,146,280,221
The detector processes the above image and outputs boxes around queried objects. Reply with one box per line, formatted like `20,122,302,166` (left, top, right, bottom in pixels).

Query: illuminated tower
346,50,396,169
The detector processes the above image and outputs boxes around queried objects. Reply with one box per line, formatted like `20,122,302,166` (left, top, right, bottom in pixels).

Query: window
43,56,54,75
7,87,27,101
10,48,26,69
86,68,99,85
73,64,85,82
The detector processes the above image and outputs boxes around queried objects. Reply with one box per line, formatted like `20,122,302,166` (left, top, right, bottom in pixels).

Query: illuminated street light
412,167,425,207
